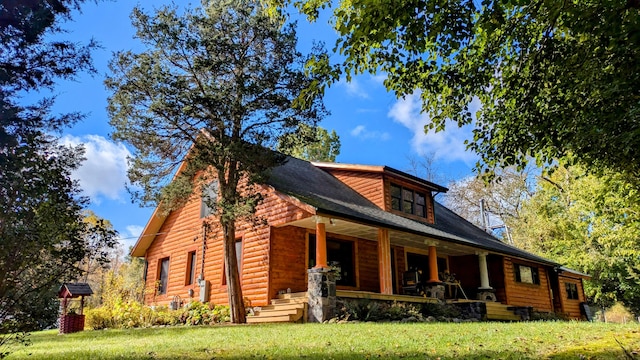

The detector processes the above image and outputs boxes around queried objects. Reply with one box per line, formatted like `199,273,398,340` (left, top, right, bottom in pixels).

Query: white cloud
370,73,387,84
350,125,390,141
61,134,131,202
387,93,479,165
338,77,370,99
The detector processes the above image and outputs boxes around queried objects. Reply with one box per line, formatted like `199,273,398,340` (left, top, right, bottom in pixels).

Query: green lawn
5,322,640,359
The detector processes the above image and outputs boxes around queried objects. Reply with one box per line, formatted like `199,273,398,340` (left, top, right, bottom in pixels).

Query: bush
180,302,230,325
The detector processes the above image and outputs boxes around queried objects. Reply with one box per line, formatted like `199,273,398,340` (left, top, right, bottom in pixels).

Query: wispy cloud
61,134,131,202
387,93,479,165
338,77,370,99
350,125,391,141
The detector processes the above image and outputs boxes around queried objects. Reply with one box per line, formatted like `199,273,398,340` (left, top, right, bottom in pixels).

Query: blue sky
44,1,477,250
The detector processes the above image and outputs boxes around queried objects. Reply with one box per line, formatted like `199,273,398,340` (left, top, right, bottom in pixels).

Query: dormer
312,162,448,224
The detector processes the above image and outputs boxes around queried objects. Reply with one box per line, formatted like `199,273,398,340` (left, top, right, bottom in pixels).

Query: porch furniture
401,270,425,296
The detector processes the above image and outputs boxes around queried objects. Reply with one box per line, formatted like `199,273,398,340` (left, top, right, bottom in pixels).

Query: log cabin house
131,156,589,322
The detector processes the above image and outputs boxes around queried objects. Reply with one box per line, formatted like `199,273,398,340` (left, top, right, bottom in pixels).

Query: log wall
326,170,385,209
143,185,311,308
503,258,553,312
558,275,586,319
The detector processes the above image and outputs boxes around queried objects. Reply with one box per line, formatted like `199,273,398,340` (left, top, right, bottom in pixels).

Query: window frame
514,263,540,285
185,251,197,286
390,182,428,218
222,238,243,286
565,282,579,300
157,257,170,295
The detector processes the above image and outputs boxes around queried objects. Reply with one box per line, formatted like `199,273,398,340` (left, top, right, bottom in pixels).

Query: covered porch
278,214,504,303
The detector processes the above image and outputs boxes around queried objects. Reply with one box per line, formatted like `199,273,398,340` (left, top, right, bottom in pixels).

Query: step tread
260,303,306,311
271,298,307,305
276,292,307,299
255,308,302,317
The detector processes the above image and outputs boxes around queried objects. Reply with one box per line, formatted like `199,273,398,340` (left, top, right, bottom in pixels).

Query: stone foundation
424,284,445,300
307,268,336,322
477,290,497,302
451,301,487,321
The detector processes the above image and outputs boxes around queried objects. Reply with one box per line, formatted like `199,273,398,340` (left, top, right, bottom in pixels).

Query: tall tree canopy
1,0,116,351
510,166,640,315
106,0,327,323
277,124,340,162
269,0,640,180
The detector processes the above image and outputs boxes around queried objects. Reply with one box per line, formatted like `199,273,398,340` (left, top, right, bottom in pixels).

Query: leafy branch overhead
269,0,640,180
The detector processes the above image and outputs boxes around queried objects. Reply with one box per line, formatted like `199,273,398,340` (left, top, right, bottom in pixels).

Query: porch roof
267,157,559,267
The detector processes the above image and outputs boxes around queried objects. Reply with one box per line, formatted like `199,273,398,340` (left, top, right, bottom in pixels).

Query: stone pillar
427,242,440,283
307,268,336,323
477,252,492,289
315,220,328,269
377,228,393,294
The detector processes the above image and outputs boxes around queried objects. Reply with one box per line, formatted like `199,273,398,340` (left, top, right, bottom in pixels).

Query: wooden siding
143,185,312,308
558,275,586,319
326,170,385,209
358,238,380,292
392,246,406,294
269,226,308,299
503,258,553,312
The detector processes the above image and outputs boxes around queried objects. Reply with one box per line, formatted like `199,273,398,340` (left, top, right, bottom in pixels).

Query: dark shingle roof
267,157,558,267
59,283,93,297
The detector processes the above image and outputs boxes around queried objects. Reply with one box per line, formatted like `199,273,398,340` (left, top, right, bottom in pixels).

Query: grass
5,321,640,359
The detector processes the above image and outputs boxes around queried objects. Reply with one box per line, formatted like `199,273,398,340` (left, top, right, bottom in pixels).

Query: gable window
390,183,427,218
222,238,243,285
158,257,170,295
185,251,197,286
514,264,540,285
565,283,579,300
200,180,219,218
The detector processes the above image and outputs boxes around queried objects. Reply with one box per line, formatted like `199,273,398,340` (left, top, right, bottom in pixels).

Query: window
200,180,219,218
158,257,170,295
222,238,243,285
565,283,579,300
308,235,356,287
390,183,427,218
186,251,197,285
514,264,540,285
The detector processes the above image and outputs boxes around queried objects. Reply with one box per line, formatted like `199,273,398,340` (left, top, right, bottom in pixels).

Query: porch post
314,218,328,269
377,228,393,294
477,251,492,289
426,241,440,283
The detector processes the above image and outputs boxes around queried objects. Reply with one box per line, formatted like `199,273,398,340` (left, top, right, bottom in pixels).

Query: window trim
514,263,540,285
157,257,170,295
390,182,428,218
222,237,243,286
185,251,197,286
565,282,579,300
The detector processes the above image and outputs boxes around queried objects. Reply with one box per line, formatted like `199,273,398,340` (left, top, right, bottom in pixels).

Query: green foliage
180,301,230,325
270,0,640,181
277,124,340,162
106,0,327,323
0,3,112,358
511,166,640,315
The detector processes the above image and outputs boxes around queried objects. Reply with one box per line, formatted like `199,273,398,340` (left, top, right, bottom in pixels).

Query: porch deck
336,290,439,304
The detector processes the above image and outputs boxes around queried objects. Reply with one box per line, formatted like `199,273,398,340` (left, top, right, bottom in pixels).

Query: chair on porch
401,269,425,296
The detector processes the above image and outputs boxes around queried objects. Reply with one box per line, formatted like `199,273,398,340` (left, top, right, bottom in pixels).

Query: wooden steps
484,301,522,321
247,292,307,324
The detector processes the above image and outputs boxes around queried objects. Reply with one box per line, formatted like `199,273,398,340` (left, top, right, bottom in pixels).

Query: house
131,156,589,322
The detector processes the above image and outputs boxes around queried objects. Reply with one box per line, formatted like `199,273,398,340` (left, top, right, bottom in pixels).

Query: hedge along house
131,156,590,322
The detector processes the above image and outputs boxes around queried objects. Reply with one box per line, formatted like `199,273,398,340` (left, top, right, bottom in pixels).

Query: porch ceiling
281,216,481,257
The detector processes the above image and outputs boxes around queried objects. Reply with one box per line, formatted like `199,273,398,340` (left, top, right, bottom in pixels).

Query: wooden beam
377,228,393,295
314,221,328,268
428,244,440,283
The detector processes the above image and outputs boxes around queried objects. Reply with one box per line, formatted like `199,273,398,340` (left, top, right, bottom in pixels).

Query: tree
269,0,640,181
106,0,327,323
277,124,340,162
444,166,536,238
510,166,640,315
1,0,114,354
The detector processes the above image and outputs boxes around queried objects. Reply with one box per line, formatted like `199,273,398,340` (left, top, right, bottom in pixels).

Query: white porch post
477,251,492,289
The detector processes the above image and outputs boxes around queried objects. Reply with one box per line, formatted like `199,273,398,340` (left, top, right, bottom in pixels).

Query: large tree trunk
222,220,245,323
